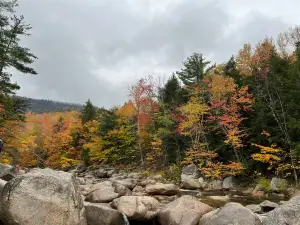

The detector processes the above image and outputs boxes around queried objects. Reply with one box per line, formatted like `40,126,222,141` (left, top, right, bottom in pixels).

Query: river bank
0,163,299,225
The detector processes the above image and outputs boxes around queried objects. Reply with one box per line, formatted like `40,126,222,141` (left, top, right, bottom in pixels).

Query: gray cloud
12,0,296,107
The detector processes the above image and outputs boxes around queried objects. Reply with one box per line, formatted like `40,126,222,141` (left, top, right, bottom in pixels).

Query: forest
1,1,300,185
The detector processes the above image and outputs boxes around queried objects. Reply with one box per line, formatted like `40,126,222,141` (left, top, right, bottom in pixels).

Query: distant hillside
16,96,84,113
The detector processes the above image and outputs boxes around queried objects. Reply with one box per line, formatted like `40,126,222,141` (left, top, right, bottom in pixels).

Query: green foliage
81,148,90,166
163,164,182,184
257,177,271,192
81,99,97,124
176,53,212,89
158,74,188,107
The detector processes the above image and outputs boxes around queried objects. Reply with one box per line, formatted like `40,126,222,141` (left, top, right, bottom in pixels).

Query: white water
122,213,130,225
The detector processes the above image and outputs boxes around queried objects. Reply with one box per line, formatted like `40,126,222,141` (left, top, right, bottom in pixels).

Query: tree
208,74,253,164
0,1,37,95
81,99,97,124
236,44,253,77
158,74,188,108
129,76,157,165
176,53,213,90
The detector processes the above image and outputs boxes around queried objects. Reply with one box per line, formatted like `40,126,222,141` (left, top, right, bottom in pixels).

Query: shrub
163,164,182,184
257,177,271,192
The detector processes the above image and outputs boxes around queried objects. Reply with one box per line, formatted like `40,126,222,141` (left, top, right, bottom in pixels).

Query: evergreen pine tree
81,99,96,124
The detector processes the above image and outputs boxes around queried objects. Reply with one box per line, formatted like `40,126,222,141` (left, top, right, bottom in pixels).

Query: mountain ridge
15,96,84,113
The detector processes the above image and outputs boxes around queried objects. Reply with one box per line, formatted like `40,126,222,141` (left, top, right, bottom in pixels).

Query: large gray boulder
182,164,201,178
181,164,202,190
0,163,16,181
207,180,223,191
145,183,179,196
94,168,108,178
158,195,212,225
260,200,278,212
262,196,300,225
84,202,125,225
85,181,119,203
111,196,160,221
1,168,87,225
114,179,138,190
222,176,238,190
246,204,262,214
132,186,147,196
198,209,219,225
200,202,262,225
75,164,87,173
113,183,132,196
270,177,288,192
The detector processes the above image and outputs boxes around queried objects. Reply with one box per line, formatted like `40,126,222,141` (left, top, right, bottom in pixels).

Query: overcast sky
12,0,300,108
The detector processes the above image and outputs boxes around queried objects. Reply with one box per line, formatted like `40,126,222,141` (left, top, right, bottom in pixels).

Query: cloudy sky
12,0,300,108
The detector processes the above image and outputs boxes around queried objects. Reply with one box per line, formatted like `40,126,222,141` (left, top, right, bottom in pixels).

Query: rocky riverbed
0,163,299,225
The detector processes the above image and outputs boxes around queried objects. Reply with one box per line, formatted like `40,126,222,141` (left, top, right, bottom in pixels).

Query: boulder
94,168,108,178
206,195,230,202
198,177,208,189
85,181,119,203
271,177,288,192
178,189,201,197
114,179,138,190
246,204,262,214
158,195,212,225
181,164,203,190
132,186,147,196
222,176,238,190
1,168,87,225
198,209,220,225
0,163,16,181
145,183,179,196
154,195,177,204
76,164,87,173
139,179,157,187
0,178,7,193
113,183,132,196
0,179,7,213
207,180,223,191
200,202,262,225
127,172,142,179
84,202,125,225
182,164,201,178
262,196,300,225
181,178,202,190
150,174,166,183
260,200,278,212
112,196,160,221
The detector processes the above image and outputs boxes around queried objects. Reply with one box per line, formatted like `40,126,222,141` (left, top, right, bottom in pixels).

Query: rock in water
111,196,160,221
158,195,212,225
181,164,202,190
145,183,179,196
85,181,119,203
1,168,87,225
200,202,262,225
207,180,223,191
270,177,288,192
222,176,238,190
84,202,124,225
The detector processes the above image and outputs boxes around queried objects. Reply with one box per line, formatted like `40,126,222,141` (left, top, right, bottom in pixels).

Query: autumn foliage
3,25,300,183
